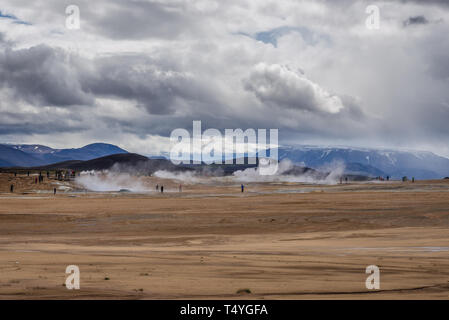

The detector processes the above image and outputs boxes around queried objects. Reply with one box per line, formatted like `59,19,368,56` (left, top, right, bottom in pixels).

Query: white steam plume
232,159,345,184
75,171,150,192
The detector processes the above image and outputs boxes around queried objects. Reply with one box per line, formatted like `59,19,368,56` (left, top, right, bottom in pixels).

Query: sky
0,0,449,156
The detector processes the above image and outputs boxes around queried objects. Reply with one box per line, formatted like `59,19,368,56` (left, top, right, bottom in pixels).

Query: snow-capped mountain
0,143,128,167
277,146,449,179
0,145,41,167
2,142,449,179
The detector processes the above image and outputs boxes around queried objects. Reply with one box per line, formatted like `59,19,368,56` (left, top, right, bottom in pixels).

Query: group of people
339,177,349,184
153,184,245,193
37,172,44,184
155,184,183,193
7,172,247,195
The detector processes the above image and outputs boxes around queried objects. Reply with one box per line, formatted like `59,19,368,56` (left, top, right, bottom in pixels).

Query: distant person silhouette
156,184,159,191
241,184,244,193
161,186,164,193
54,188,57,195
10,184,14,193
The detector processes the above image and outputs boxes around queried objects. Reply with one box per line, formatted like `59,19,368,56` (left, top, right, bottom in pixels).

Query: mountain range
0,143,127,167
1,142,448,179
278,146,449,179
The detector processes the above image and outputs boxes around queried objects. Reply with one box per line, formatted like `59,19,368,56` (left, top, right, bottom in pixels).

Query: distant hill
0,143,128,167
3,142,448,179
31,153,193,174
52,143,128,161
0,145,41,167
3,151,372,181
37,153,148,171
344,162,386,177
278,146,449,179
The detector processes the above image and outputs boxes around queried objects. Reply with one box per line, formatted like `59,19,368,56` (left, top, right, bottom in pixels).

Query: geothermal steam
232,159,345,184
75,171,150,192
153,160,345,185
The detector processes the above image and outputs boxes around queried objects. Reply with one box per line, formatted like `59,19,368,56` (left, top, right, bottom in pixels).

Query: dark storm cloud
427,51,449,79
0,41,236,138
328,0,449,6
0,43,368,137
78,55,211,115
324,0,449,9
83,0,193,40
0,109,89,135
0,44,213,115
399,0,449,6
1,0,449,156
403,15,429,27
0,45,93,106
0,32,13,49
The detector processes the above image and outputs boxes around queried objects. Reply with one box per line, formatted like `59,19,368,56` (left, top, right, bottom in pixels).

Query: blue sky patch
0,10,31,25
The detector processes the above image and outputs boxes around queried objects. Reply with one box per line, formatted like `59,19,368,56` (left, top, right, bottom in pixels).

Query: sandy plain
0,172,448,299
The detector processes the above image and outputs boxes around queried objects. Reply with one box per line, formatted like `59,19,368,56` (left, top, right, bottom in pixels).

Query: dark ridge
5,153,194,175
0,152,371,180
34,153,151,170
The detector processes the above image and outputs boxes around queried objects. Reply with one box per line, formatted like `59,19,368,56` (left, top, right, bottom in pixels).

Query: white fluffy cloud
0,0,448,156
244,63,345,114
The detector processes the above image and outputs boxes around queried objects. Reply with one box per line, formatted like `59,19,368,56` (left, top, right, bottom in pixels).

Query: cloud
244,63,347,114
0,45,92,106
253,26,330,47
0,32,7,45
0,43,215,116
79,55,193,115
83,0,194,40
0,0,449,157
403,15,429,27
0,10,30,25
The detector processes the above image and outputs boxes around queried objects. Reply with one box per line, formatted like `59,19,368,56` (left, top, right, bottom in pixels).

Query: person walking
161,186,164,193
241,184,244,193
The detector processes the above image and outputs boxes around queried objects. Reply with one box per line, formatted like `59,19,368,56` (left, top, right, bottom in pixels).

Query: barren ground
0,172,448,299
